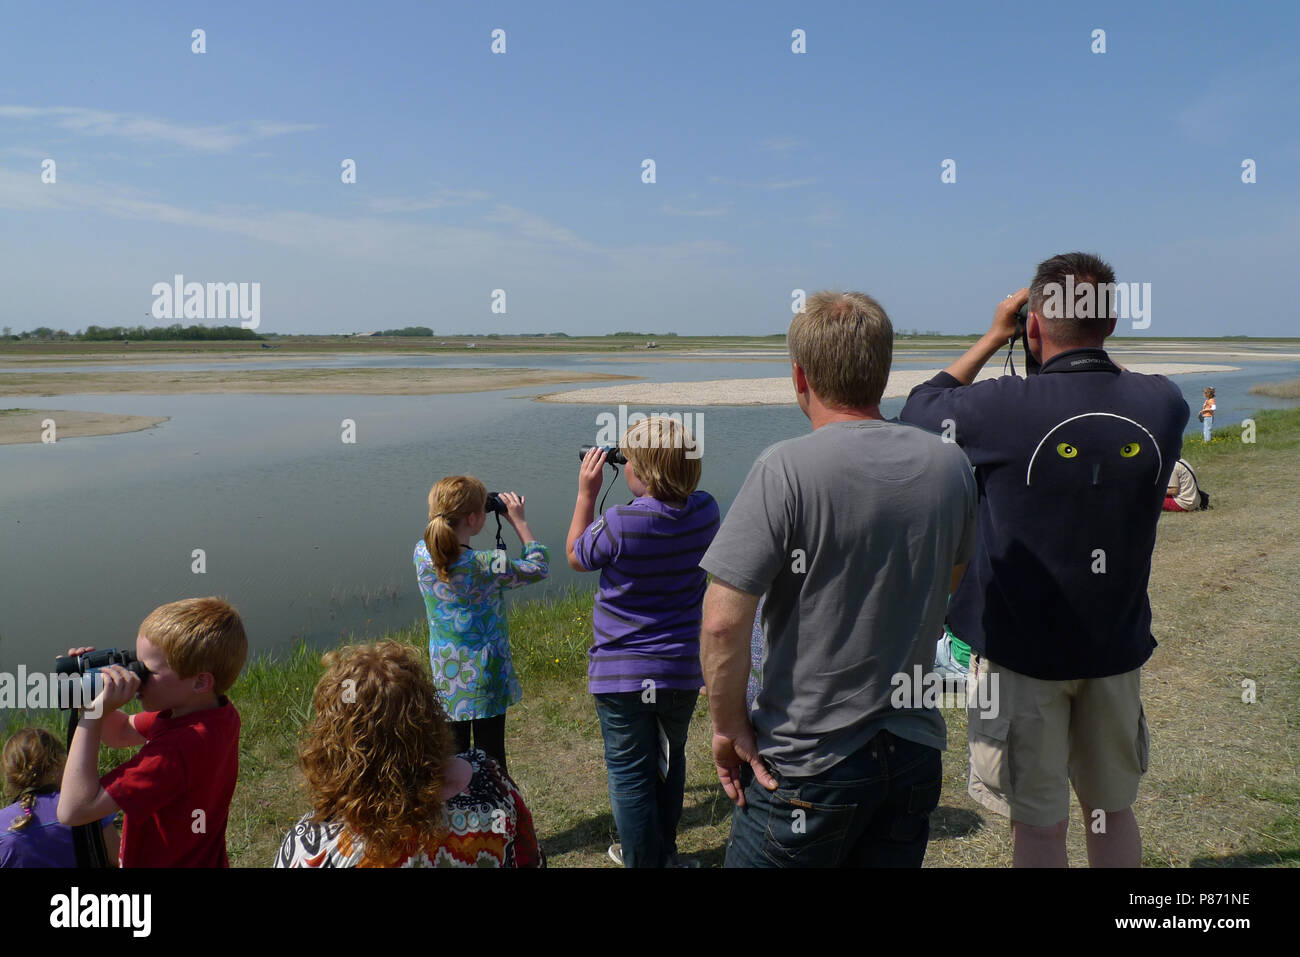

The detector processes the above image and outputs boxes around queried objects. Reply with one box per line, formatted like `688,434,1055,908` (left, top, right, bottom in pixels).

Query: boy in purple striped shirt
566,415,719,867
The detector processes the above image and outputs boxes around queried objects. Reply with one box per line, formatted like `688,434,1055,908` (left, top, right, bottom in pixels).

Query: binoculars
579,445,628,466
54,648,150,706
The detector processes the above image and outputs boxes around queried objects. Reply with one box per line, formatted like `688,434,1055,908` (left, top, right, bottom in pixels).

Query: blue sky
1,1,1296,336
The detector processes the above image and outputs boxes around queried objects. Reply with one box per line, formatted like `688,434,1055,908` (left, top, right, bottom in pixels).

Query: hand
712,725,778,808
578,446,606,499
88,665,140,717
64,646,96,660
990,287,1030,344
498,491,526,525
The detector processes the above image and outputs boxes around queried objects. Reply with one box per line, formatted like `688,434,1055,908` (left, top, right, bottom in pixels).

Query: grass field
4,409,1298,867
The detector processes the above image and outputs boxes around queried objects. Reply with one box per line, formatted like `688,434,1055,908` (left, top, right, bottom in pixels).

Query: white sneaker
608,843,624,866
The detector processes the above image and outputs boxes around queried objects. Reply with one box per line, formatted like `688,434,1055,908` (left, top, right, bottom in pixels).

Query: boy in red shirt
58,597,247,867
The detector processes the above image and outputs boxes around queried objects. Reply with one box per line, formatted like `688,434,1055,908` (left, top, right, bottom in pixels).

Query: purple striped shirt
573,490,720,694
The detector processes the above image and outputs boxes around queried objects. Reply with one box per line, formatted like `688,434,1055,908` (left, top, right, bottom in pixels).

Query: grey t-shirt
700,419,977,777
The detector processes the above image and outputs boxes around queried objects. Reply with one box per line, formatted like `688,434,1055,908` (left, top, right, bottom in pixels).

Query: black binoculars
55,648,150,707
579,445,628,466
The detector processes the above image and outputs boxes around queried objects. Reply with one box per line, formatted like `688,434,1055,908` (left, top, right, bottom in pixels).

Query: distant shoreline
3,335,1298,368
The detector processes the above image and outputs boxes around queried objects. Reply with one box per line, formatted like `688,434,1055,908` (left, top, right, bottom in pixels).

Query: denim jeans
1202,415,1213,442
724,730,942,867
593,688,699,867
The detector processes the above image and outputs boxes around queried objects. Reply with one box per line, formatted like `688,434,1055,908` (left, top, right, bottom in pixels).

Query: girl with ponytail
414,476,548,775
1,727,120,867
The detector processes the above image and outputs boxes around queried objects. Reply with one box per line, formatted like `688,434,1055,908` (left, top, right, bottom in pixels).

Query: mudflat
0,409,170,445
0,366,636,397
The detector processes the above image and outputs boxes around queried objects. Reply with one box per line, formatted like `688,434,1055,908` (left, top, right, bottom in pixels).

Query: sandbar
0,367,636,397
535,363,1240,406
0,409,169,445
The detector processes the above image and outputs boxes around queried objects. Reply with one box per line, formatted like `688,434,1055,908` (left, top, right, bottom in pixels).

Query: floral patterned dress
414,538,548,720
274,749,543,868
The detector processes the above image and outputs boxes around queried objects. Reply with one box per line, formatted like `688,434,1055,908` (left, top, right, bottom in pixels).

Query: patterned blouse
414,538,548,720
275,750,543,868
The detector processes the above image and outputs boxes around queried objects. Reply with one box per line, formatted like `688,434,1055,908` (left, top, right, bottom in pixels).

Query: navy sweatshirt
899,348,1189,679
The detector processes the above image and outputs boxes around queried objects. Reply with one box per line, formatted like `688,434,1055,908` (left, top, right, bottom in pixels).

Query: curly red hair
298,642,455,866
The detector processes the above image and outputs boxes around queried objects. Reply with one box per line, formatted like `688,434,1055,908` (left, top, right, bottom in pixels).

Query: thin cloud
662,204,729,217
759,178,817,191
0,167,723,269
368,189,491,213
707,174,817,191
0,106,318,152
484,204,597,252
761,136,799,154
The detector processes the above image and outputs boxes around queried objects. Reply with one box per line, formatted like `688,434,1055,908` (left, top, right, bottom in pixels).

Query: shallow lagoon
1,350,1296,669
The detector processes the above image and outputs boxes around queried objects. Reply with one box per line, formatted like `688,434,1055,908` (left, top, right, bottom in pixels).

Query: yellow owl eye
1120,442,1140,458
1056,442,1078,459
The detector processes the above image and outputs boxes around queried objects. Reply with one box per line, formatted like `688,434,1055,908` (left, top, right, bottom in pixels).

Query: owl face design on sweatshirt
1025,413,1163,488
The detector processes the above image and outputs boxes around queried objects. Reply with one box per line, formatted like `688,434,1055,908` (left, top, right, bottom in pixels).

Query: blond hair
425,476,487,582
1203,387,1215,397
3,728,65,832
788,291,893,409
620,416,701,504
140,597,248,695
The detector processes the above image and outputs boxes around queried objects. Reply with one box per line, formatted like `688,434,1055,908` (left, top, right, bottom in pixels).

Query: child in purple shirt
566,416,718,867
1,727,118,868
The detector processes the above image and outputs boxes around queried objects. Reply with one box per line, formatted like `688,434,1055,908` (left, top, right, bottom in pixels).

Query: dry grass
1251,378,1300,399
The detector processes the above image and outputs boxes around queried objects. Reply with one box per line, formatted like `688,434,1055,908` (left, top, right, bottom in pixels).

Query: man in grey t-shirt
699,291,977,867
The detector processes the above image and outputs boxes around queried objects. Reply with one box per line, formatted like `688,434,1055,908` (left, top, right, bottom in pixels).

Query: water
2,349,1296,671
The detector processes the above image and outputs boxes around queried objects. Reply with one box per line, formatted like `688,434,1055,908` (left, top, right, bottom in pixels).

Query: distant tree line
371,326,435,337
3,324,263,341
610,331,679,337
83,324,263,341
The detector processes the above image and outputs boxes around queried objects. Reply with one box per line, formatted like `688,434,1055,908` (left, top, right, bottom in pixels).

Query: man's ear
1026,312,1043,343
791,362,809,396
1025,312,1047,362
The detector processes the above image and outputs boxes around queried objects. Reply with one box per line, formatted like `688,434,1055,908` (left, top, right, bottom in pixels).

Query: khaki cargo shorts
966,653,1149,828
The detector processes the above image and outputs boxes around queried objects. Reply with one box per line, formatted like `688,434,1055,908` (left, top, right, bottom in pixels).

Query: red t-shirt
102,697,240,867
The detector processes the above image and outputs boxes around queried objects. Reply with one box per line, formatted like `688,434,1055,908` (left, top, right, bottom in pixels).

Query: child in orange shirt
1198,387,1216,442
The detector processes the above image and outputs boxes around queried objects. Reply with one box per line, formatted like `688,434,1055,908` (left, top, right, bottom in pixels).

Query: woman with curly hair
275,642,543,868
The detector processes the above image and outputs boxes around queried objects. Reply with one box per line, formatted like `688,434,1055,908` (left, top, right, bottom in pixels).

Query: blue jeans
593,688,698,868
1202,415,1213,442
725,730,942,867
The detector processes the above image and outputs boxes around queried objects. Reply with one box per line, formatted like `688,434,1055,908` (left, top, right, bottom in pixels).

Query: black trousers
450,714,508,776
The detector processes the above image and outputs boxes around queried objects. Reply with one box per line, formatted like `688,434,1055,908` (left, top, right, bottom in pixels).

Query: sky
1,1,1296,337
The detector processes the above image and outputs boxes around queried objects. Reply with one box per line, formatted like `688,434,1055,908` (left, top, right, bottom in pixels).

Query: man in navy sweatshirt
900,252,1189,867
